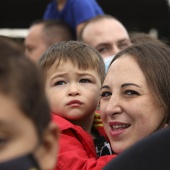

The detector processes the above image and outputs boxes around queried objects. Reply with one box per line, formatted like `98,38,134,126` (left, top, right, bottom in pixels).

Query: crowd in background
1,0,170,170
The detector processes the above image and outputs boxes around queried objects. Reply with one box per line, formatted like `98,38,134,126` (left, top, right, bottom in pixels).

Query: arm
72,0,104,36
43,0,57,19
55,128,116,170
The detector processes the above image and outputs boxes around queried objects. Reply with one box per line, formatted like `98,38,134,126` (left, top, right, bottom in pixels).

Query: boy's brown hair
39,40,106,83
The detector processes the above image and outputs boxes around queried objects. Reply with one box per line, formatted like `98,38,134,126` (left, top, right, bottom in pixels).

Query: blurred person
100,42,170,159
129,31,167,45
25,19,75,62
0,35,24,53
39,41,115,170
78,15,131,58
43,0,104,36
0,37,59,170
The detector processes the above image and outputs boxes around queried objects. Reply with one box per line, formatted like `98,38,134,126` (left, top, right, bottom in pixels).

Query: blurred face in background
0,93,59,170
24,24,47,62
81,18,131,58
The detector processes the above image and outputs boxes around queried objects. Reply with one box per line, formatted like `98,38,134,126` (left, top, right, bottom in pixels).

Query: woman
100,42,170,155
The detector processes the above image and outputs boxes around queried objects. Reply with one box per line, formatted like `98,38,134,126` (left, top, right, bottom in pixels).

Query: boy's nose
67,84,80,96
68,91,79,96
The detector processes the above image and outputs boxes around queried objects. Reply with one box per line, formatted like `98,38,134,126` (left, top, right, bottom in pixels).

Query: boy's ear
35,122,60,170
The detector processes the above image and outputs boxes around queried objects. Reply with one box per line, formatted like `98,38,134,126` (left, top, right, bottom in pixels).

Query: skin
57,0,66,11
82,18,131,58
45,60,102,132
0,94,59,170
24,24,47,62
100,55,167,154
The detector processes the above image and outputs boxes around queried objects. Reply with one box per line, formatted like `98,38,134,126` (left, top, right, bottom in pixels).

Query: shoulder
52,114,74,130
69,0,102,8
46,0,56,8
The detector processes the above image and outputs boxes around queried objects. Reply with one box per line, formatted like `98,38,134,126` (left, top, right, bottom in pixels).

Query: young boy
0,37,59,170
39,41,115,170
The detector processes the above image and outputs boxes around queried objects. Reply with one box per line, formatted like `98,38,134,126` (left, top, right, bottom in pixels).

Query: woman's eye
124,90,139,95
54,81,66,86
80,79,91,83
100,91,112,97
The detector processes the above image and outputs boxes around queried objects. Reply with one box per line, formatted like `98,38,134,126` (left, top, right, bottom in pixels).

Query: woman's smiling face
100,54,167,154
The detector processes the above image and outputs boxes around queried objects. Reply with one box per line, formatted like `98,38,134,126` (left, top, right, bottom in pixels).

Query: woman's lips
109,122,131,137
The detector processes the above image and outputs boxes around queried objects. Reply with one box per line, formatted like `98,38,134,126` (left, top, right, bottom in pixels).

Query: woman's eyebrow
121,83,141,88
100,85,110,90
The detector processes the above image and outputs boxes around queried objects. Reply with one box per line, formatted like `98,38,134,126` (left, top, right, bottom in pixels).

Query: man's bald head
25,19,75,62
78,15,131,58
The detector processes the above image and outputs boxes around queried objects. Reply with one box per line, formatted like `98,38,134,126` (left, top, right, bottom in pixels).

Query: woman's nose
105,95,122,116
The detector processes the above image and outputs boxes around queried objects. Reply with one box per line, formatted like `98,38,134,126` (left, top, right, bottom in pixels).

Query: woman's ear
35,122,60,170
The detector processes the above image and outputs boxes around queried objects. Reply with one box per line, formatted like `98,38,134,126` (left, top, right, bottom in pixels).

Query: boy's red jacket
52,114,116,170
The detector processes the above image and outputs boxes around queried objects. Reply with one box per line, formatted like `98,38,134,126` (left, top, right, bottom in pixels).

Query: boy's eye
54,81,66,86
124,90,139,96
79,79,91,83
100,91,112,97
